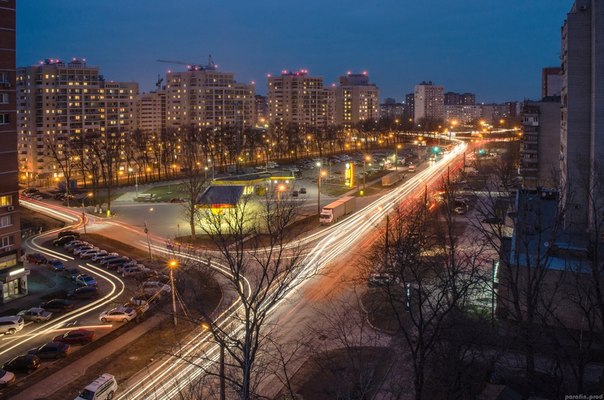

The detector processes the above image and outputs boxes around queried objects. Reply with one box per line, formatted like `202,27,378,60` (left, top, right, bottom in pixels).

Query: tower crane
156,55,217,71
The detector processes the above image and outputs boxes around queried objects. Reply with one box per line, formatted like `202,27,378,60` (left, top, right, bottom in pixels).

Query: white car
142,281,171,296
79,249,102,259
99,307,136,323
91,251,117,262
17,307,52,322
74,246,98,256
0,369,15,387
75,274,98,287
122,265,150,278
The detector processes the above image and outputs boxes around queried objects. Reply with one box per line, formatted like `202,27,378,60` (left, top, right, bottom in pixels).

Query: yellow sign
345,163,354,187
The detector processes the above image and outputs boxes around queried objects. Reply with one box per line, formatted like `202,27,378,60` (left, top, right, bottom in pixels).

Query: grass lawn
138,183,188,201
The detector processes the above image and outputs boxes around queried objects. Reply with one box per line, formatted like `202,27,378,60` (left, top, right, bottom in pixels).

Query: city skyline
18,0,570,103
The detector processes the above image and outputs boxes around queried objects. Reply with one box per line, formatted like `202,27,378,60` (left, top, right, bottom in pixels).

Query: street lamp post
128,167,138,194
316,162,326,214
277,184,286,205
363,155,371,191
395,144,402,172
144,221,152,260
169,260,178,326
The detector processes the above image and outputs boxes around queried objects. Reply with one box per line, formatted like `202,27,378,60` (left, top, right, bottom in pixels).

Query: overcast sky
18,1,572,103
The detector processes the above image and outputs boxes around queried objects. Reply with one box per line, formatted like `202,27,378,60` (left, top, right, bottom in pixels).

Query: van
75,373,118,400
135,193,155,201
0,316,24,335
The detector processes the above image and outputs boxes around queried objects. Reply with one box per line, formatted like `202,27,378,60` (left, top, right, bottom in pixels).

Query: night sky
18,1,571,103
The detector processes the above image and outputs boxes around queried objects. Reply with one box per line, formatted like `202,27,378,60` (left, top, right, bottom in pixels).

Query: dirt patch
283,346,393,400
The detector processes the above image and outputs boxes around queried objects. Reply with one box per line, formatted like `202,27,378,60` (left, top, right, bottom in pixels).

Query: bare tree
180,125,207,240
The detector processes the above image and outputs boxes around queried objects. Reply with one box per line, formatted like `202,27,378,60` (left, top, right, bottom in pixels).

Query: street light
277,183,286,205
128,167,138,194
317,162,326,214
395,144,402,172
363,155,371,191
168,260,178,326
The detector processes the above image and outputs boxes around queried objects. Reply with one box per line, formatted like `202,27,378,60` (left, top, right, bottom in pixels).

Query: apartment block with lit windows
136,90,166,134
165,62,255,130
414,81,445,122
334,72,379,129
267,70,331,130
0,0,24,304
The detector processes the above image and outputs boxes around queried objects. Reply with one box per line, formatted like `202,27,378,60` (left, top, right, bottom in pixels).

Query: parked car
169,197,185,203
64,240,87,250
67,286,99,300
53,235,77,247
2,355,40,374
99,256,125,266
105,258,130,270
79,249,102,259
53,329,95,345
142,281,171,296
26,253,47,264
40,299,74,313
99,307,137,323
68,244,92,254
0,369,15,387
74,246,98,257
28,341,71,359
0,316,24,335
368,273,400,288
17,307,52,322
122,265,151,278
63,268,80,280
58,230,80,239
47,259,65,271
299,187,307,194
91,251,114,262
75,373,118,400
75,274,98,287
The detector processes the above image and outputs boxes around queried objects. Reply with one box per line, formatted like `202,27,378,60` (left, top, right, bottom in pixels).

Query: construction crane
155,74,163,91
156,55,217,71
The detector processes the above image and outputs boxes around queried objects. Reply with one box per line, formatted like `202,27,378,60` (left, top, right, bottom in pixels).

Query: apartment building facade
334,72,379,129
414,81,445,122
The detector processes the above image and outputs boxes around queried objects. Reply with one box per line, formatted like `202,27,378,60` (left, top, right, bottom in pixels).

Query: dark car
67,286,98,300
105,258,129,270
40,299,74,313
482,216,503,224
47,259,65,272
28,341,71,359
169,197,185,203
26,253,47,264
62,268,80,280
99,256,125,266
58,230,80,239
299,187,307,194
3,355,40,374
53,235,76,247
52,329,95,345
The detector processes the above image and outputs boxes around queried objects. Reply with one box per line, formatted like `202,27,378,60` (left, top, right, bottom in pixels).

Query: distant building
267,70,330,129
414,81,444,122
444,92,476,106
542,67,562,98
405,93,415,121
480,102,520,124
100,80,138,141
444,105,482,124
560,0,604,232
254,95,268,127
380,98,406,119
136,91,167,134
165,61,255,130
520,99,561,188
334,72,379,129
0,0,24,304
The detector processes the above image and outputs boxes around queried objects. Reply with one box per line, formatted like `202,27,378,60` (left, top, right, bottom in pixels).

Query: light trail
118,141,468,399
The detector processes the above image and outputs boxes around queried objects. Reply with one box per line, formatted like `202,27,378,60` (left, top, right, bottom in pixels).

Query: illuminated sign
345,163,354,187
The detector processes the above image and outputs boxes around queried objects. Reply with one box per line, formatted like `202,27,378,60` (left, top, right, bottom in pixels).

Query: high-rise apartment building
520,99,561,188
254,95,268,127
267,70,330,129
542,67,562,98
0,0,24,304
334,72,379,129
18,59,102,183
165,62,255,130
17,59,138,184
414,81,445,122
444,91,476,106
560,0,604,231
405,93,415,121
380,98,406,120
444,105,482,124
136,90,166,134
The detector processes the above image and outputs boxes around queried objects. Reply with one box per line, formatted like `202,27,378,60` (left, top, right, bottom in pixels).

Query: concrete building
0,0,25,304
560,0,604,232
542,67,562,98
267,70,330,129
444,91,476,106
165,61,255,130
405,93,415,121
519,99,561,188
334,72,379,129
444,105,482,124
380,98,406,120
17,59,138,185
414,81,445,122
17,58,102,184
136,91,166,135
480,102,520,124
254,95,268,127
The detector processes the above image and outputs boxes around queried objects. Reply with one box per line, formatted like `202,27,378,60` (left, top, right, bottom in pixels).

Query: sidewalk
11,313,167,400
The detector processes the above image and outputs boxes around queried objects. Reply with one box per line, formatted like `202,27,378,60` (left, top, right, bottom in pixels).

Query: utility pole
144,221,152,259
169,260,178,326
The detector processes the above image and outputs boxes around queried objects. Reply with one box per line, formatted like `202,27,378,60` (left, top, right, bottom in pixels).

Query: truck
381,171,401,187
319,196,356,225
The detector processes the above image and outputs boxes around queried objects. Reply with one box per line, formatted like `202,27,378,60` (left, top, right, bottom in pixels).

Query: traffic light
432,146,440,153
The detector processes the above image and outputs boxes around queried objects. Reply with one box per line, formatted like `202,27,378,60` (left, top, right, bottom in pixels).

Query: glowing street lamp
317,163,326,214
277,183,286,205
168,260,178,326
